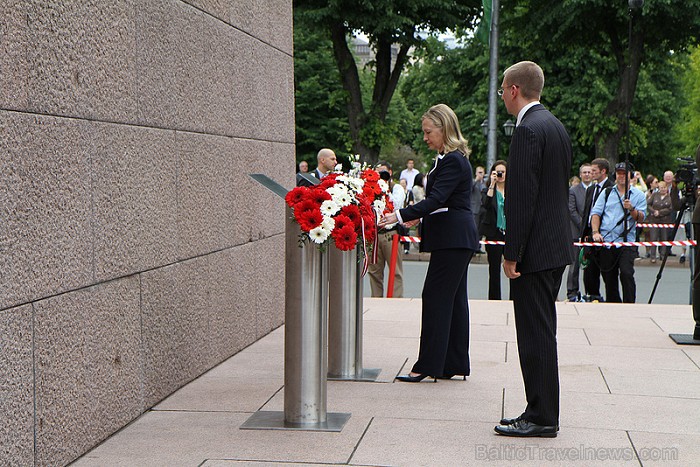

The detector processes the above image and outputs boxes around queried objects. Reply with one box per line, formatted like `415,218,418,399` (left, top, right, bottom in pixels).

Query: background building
1,1,293,465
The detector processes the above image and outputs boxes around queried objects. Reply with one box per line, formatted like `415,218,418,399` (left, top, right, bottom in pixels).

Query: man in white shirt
399,159,420,190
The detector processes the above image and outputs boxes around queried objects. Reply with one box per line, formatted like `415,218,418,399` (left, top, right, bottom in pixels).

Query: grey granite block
208,245,258,363
0,112,93,309
0,304,34,465
0,0,29,110
91,122,178,281
136,1,267,139
34,276,143,467
253,235,285,337
24,0,138,122
141,257,221,407
176,132,240,259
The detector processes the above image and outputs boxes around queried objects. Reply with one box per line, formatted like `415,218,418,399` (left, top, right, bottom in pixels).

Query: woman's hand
378,212,398,228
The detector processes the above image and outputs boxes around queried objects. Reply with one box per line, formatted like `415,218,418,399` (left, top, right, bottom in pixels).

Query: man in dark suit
566,163,593,301
691,144,700,340
495,61,573,438
580,158,613,301
297,148,337,186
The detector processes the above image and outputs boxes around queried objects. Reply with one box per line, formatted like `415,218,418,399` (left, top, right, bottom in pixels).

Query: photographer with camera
688,146,700,340
479,160,507,300
590,162,646,303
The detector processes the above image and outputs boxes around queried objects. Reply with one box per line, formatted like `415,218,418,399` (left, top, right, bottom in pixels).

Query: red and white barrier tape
636,223,685,229
398,236,696,248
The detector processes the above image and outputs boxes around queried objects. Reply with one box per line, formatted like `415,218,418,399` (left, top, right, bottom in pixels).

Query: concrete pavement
73,298,700,466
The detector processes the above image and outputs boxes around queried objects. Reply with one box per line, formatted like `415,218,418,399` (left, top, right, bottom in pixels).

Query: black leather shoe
395,373,436,383
494,419,558,437
499,415,521,425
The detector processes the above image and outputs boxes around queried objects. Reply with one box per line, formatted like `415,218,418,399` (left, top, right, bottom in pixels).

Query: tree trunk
328,23,411,167
595,14,644,165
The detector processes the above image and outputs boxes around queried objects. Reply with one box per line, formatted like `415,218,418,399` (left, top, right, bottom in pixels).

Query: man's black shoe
494,419,558,437
499,416,521,425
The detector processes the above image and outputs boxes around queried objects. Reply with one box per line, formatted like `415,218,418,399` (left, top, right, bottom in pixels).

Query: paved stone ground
73,298,700,466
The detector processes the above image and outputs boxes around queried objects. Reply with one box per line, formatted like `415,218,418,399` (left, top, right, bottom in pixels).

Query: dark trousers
566,243,581,299
412,249,473,377
509,267,564,427
486,230,505,300
583,251,603,299
598,246,637,303
692,225,700,338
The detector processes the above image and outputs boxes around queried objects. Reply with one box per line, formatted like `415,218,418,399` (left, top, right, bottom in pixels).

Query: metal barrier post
328,246,381,381
386,234,400,298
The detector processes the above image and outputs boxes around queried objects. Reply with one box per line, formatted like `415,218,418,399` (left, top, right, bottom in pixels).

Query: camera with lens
496,171,504,178
675,157,698,203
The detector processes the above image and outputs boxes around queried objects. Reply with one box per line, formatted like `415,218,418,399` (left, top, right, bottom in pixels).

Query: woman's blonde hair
422,104,471,157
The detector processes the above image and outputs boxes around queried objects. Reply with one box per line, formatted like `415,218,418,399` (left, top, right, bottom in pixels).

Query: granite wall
0,1,293,465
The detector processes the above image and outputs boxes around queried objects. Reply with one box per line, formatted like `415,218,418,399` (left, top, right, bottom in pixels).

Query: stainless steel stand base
240,411,351,432
669,333,700,345
328,368,381,382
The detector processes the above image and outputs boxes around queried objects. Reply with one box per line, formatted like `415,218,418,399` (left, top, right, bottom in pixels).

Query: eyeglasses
498,84,519,96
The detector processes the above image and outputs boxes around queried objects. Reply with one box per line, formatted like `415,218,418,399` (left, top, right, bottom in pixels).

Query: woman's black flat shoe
395,373,436,383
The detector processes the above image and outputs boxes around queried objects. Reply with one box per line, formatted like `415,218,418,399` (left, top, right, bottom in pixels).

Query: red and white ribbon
398,236,697,248
636,223,685,229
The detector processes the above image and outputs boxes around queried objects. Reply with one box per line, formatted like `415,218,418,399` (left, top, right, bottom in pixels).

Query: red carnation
362,169,379,183
309,187,332,204
297,209,323,231
363,222,376,242
285,186,308,208
340,204,361,228
295,199,321,215
333,214,353,231
332,224,358,251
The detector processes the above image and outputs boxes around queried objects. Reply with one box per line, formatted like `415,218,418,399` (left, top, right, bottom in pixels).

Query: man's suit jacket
399,150,479,253
504,104,573,274
579,178,613,240
568,183,587,239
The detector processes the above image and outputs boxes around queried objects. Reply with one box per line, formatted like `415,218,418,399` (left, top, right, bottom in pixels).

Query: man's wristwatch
592,230,600,235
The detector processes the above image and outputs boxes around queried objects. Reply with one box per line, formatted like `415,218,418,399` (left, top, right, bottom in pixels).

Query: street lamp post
481,118,514,165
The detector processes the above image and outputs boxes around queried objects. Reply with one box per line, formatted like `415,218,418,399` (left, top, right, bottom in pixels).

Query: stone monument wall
0,1,293,465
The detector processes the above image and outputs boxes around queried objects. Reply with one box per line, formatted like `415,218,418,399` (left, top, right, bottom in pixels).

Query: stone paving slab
73,298,699,466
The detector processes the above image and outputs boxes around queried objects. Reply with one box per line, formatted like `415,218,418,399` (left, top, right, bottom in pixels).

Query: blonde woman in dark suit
379,104,479,382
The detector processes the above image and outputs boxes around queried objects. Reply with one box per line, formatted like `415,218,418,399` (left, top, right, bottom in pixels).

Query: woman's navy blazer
398,150,479,252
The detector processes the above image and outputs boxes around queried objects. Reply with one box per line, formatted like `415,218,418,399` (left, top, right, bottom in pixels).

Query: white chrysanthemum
321,216,335,232
327,183,349,197
378,179,389,192
334,192,352,208
334,163,343,172
373,199,386,212
320,199,341,216
347,177,364,190
309,226,330,243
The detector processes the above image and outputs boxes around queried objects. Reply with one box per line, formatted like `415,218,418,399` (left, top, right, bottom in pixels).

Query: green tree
678,46,700,157
506,0,700,164
293,11,351,166
294,0,482,165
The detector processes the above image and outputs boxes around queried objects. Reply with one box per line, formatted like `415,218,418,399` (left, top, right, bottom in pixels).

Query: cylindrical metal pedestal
241,209,350,431
284,227,328,424
327,247,381,381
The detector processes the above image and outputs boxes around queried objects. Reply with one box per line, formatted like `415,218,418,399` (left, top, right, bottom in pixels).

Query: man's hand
403,219,420,228
623,198,633,211
503,259,520,279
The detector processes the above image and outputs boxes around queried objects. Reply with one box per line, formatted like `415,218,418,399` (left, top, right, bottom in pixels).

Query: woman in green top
479,160,507,300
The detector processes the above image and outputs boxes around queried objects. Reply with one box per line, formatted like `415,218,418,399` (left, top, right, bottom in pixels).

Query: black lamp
480,119,489,138
503,119,515,137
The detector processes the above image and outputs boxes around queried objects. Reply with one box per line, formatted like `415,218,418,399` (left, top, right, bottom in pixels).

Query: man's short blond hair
503,61,544,100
